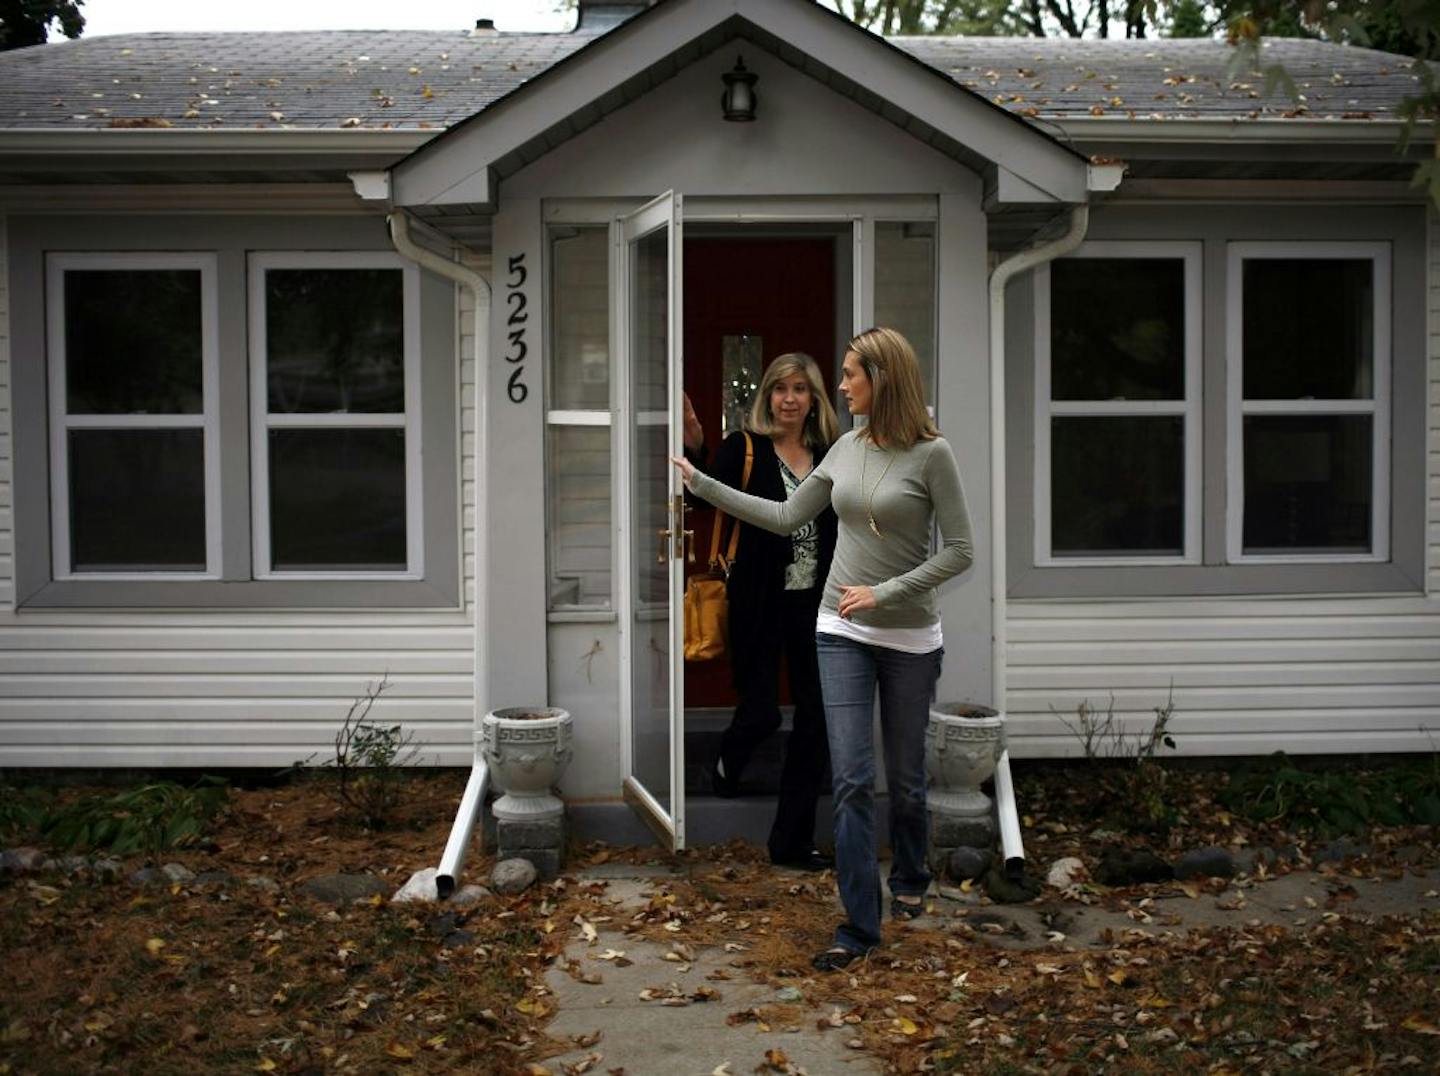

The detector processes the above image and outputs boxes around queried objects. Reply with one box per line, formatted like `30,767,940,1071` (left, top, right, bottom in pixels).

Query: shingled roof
0,27,1424,132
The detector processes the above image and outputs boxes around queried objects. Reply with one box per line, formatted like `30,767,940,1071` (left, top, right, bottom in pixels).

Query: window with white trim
1035,242,1202,565
248,252,423,578
546,225,614,612
46,253,221,578
1227,242,1390,562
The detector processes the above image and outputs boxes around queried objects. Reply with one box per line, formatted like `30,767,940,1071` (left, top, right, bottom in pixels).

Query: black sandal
890,895,926,921
811,947,865,972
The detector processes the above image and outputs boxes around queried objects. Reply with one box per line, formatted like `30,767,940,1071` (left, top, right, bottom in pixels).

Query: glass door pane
621,191,685,849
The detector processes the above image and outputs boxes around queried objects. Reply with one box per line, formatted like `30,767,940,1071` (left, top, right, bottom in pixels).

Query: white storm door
618,191,687,850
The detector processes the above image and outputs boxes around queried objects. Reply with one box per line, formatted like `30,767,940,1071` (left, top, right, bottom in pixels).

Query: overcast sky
79,0,573,36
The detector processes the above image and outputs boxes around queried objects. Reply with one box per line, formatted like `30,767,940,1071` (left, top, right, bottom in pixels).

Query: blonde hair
748,351,840,450
846,326,937,448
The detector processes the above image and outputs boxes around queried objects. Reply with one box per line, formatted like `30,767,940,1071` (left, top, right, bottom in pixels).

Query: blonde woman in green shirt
675,327,975,970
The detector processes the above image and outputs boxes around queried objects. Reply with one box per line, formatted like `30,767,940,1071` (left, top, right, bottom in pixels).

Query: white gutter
385,206,493,900
986,201,1095,880
1050,116,1428,146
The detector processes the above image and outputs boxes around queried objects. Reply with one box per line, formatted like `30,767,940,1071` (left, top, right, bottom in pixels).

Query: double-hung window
1035,241,1202,565
1023,226,1409,597
46,253,221,578
1227,242,1390,562
249,252,423,578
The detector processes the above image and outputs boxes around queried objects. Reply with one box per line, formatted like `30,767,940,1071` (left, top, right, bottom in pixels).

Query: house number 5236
504,253,529,404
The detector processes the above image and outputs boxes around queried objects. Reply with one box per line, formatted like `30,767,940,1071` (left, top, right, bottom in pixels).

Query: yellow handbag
683,432,753,662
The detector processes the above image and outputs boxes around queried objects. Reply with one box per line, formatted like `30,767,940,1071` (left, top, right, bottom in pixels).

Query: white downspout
987,203,1091,880
385,208,493,899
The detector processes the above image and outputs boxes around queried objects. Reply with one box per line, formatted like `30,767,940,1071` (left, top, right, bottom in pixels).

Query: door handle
683,529,696,563
656,528,670,563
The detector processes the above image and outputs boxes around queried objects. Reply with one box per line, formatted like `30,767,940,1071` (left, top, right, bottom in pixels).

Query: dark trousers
719,585,829,862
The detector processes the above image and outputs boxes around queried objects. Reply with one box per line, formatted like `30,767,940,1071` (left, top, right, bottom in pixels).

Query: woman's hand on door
671,454,697,487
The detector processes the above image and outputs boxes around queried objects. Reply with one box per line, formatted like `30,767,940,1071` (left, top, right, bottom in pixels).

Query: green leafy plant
0,782,53,842
1056,691,1179,829
1218,744,1440,836
302,676,420,830
38,777,229,855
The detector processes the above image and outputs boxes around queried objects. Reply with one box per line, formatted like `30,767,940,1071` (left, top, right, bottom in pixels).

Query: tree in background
829,0,1439,206
826,0,1208,37
1222,1,1439,206
0,0,83,50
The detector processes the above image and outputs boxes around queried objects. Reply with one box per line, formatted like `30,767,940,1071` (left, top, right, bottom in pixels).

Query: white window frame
248,251,424,580
1034,240,1203,567
1225,241,1391,564
45,252,222,580
545,222,617,618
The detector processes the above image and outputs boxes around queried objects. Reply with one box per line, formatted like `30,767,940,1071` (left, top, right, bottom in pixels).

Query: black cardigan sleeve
688,431,751,508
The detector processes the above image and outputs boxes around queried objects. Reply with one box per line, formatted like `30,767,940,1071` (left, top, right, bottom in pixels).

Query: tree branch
1045,0,1083,37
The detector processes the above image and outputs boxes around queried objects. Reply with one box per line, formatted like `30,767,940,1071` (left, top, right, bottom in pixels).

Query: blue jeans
816,632,942,954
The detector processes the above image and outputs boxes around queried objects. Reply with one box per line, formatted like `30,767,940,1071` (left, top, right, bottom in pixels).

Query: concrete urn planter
480,706,573,822
925,703,1004,818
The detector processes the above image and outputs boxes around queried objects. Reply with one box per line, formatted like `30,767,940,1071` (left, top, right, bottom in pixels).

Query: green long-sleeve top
687,430,975,630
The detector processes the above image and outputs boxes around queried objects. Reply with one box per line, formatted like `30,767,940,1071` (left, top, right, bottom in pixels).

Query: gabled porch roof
387,0,1099,251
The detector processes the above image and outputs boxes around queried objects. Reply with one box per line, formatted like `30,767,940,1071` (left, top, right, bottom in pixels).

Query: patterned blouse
778,457,819,591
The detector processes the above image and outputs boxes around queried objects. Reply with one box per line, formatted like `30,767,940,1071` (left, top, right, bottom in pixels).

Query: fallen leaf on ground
1401,1014,1440,1035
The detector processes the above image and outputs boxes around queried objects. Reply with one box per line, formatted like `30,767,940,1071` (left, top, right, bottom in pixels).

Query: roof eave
1053,116,1429,144
0,128,436,156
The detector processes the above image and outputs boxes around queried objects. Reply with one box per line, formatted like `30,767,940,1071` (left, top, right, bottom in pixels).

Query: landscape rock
496,848,562,880
1095,848,1173,886
298,873,389,905
245,875,280,894
1045,856,1088,888
91,857,123,883
448,884,491,908
946,846,993,881
1175,846,1237,881
1314,838,1370,865
1,848,46,874
774,986,805,1003
392,867,440,904
160,863,196,885
491,857,538,895
49,855,90,876
982,864,1041,904
128,867,165,887
441,929,475,949
193,870,232,887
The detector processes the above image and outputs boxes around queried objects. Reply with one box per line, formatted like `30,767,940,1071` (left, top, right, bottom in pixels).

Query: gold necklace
860,440,896,539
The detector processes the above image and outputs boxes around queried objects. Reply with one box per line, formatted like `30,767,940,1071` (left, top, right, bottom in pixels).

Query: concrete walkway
538,861,1440,1075
542,865,882,1076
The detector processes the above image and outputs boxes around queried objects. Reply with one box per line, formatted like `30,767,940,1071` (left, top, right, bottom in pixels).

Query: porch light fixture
720,55,757,122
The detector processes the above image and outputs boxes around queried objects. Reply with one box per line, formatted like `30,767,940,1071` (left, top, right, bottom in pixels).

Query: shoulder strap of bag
708,432,754,571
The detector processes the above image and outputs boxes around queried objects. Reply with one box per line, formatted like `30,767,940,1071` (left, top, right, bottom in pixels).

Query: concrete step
682,707,832,797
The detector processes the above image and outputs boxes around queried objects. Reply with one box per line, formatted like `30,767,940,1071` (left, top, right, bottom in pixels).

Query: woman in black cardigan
684,352,840,869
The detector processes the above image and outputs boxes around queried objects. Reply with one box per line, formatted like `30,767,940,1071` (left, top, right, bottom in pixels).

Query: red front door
682,236,837,709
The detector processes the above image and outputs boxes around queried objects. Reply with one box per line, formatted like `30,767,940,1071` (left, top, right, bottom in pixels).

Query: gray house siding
0,208,484,767
1001,205,1440,758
